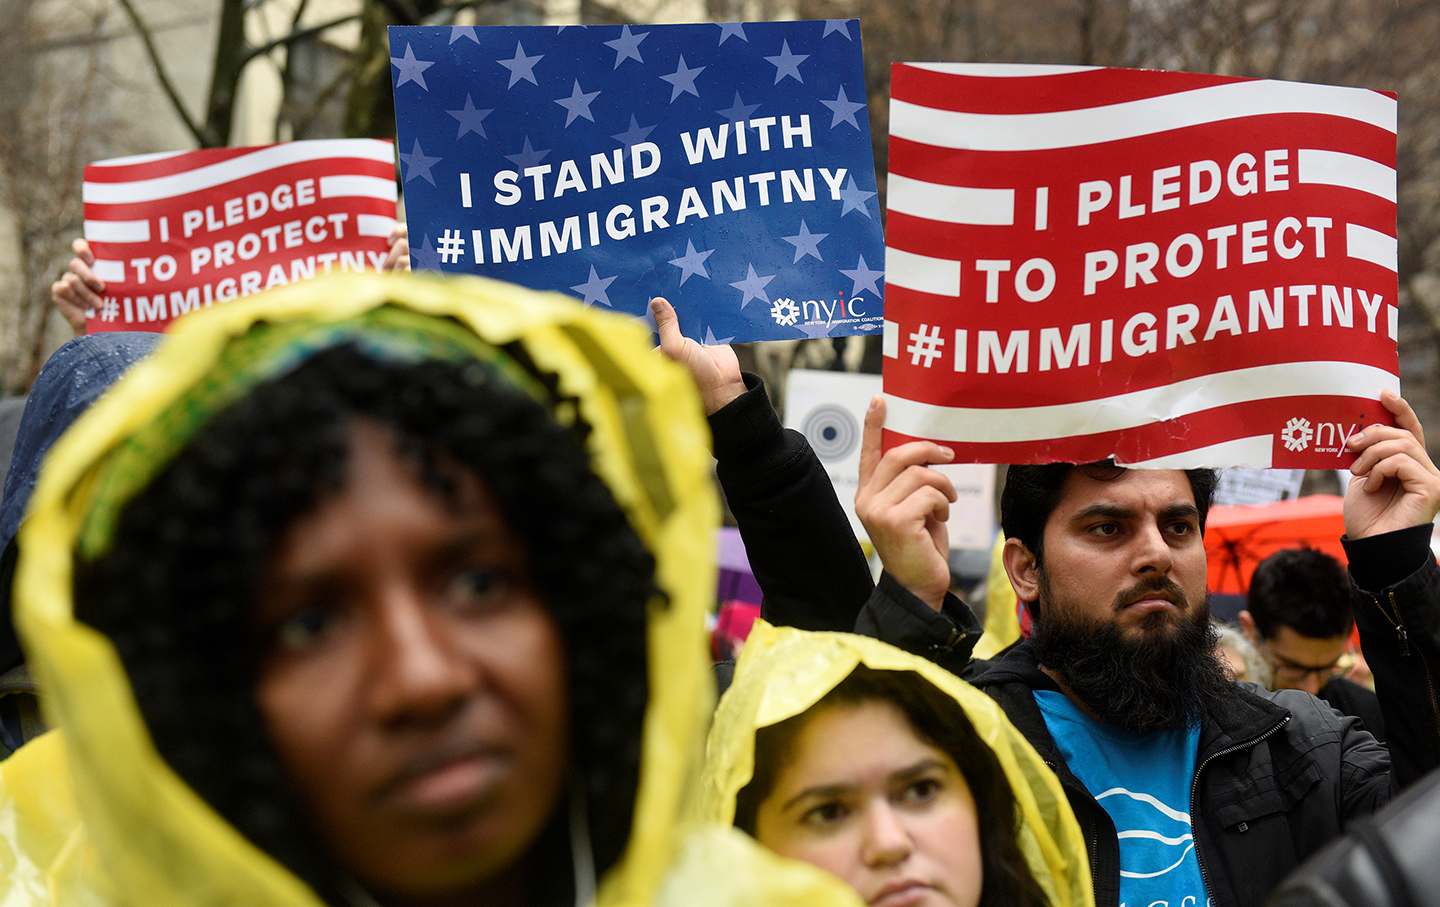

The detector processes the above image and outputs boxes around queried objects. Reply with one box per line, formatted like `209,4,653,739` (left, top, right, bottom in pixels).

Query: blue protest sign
390,21,884,342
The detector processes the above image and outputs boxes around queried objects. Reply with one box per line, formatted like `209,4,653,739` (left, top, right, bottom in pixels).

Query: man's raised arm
1340,389,1440,789
652,296,873,632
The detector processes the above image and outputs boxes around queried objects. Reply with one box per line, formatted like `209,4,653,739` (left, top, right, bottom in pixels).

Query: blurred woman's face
754,700,983,907
253,419,569,905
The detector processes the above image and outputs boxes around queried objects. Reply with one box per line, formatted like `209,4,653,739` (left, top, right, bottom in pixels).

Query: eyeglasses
1257,639,1346,686
1268,655,1344,686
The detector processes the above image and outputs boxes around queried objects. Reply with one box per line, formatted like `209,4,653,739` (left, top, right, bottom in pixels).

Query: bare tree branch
244,12,361,64
112,0,205,146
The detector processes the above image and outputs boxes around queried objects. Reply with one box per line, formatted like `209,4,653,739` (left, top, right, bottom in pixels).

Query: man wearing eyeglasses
1239,547,1385,742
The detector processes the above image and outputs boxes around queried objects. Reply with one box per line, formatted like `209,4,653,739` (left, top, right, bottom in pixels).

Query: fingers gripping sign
1343,390,1440,539
651,296,745,415
855,396,957,613
52,237,104,337
383,223,411,272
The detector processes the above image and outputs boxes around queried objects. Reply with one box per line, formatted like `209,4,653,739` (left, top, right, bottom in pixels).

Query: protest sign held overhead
83,140,397,333
882,65,1398,468
389,20,885,344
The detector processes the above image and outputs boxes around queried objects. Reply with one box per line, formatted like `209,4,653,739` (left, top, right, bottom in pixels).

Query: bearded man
843,391,1440,907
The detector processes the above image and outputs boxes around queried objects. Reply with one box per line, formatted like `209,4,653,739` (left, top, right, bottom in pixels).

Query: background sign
785,368,995,549
82,140,397,332
882,65,1398,468
1212,468,1306,506
390,21,885,343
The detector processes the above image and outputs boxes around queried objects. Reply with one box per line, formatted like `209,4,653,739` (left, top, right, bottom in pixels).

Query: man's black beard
1031,574,1235,733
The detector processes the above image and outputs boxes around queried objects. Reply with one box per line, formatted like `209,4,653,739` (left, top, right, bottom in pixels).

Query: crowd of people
0,207,1434,907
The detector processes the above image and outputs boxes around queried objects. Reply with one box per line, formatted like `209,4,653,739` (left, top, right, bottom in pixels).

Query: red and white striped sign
83,139,397,332
882,65,1398,468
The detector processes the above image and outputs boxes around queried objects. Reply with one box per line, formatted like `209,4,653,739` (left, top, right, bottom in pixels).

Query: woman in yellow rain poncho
0,272,859,907
704,623,1093,907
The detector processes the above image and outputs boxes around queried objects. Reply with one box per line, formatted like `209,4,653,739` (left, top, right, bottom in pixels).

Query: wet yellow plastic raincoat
703,621,1094,907
0,272,860,907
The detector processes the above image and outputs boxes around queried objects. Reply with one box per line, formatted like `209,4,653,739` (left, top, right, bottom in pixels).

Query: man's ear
1003,537,1041,605
1237,610,1260,645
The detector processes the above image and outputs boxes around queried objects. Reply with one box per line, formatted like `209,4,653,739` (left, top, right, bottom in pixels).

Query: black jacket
1266,765,1440,907
1318,675,1385,743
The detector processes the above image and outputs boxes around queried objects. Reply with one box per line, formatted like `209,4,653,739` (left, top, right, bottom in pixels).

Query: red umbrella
1204,495,1347,595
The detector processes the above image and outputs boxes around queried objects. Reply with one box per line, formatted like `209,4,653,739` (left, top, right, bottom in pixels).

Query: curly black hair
734,666,1052,907
74,340,660,905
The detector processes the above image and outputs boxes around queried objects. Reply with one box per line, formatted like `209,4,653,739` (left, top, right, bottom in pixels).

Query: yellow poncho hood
703,622,1094,907
0,272,858,907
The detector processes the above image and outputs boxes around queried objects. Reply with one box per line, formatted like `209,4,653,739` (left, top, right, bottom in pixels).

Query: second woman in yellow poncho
705,622,1093,907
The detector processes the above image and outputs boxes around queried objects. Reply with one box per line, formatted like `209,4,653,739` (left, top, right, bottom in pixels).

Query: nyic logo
769,293,870,328
1280,417,1360,456
1280,418,1313,452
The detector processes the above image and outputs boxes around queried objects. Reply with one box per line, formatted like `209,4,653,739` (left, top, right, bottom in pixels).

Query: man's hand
382,223,411,272
855,396,956,612
1343,390,1440,538
51,237,101,336
651,296,744,415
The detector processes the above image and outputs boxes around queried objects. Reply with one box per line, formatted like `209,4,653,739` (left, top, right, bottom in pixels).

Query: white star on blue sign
730,264,775,307
821,86,866,130
765,41,808,84
839,255,884,297
555,80,600,126
716,92,759,123
391,44,434,90
571,265,617,306
660,55,705,101
447,94,493,138
716,23,747,44
411,234,442,271
612,115,655,150
399,139,441,185
504,136,549,170
499,42,543,87
838,176,877,217
669,240,715,285
782,220,828,262
604,25,647,68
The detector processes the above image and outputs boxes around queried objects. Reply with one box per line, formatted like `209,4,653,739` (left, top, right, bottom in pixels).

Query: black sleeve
1343,526,1440,789
709,373,874,632
854,572,981,678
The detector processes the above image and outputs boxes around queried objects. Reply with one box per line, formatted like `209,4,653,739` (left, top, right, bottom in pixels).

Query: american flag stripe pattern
882,64,1398,468
83,139,397,332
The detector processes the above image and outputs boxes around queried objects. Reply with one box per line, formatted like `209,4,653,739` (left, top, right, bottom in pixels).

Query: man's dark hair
1247,548,1353,640
1000,462,1218,567
734,666,1051,907
74,343,659,906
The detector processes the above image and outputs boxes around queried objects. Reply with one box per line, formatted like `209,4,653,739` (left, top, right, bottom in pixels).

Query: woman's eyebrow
778,757,950,812
889,757,948,785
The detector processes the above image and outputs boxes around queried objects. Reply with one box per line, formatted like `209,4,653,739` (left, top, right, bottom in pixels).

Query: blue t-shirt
1035,690,1211,907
